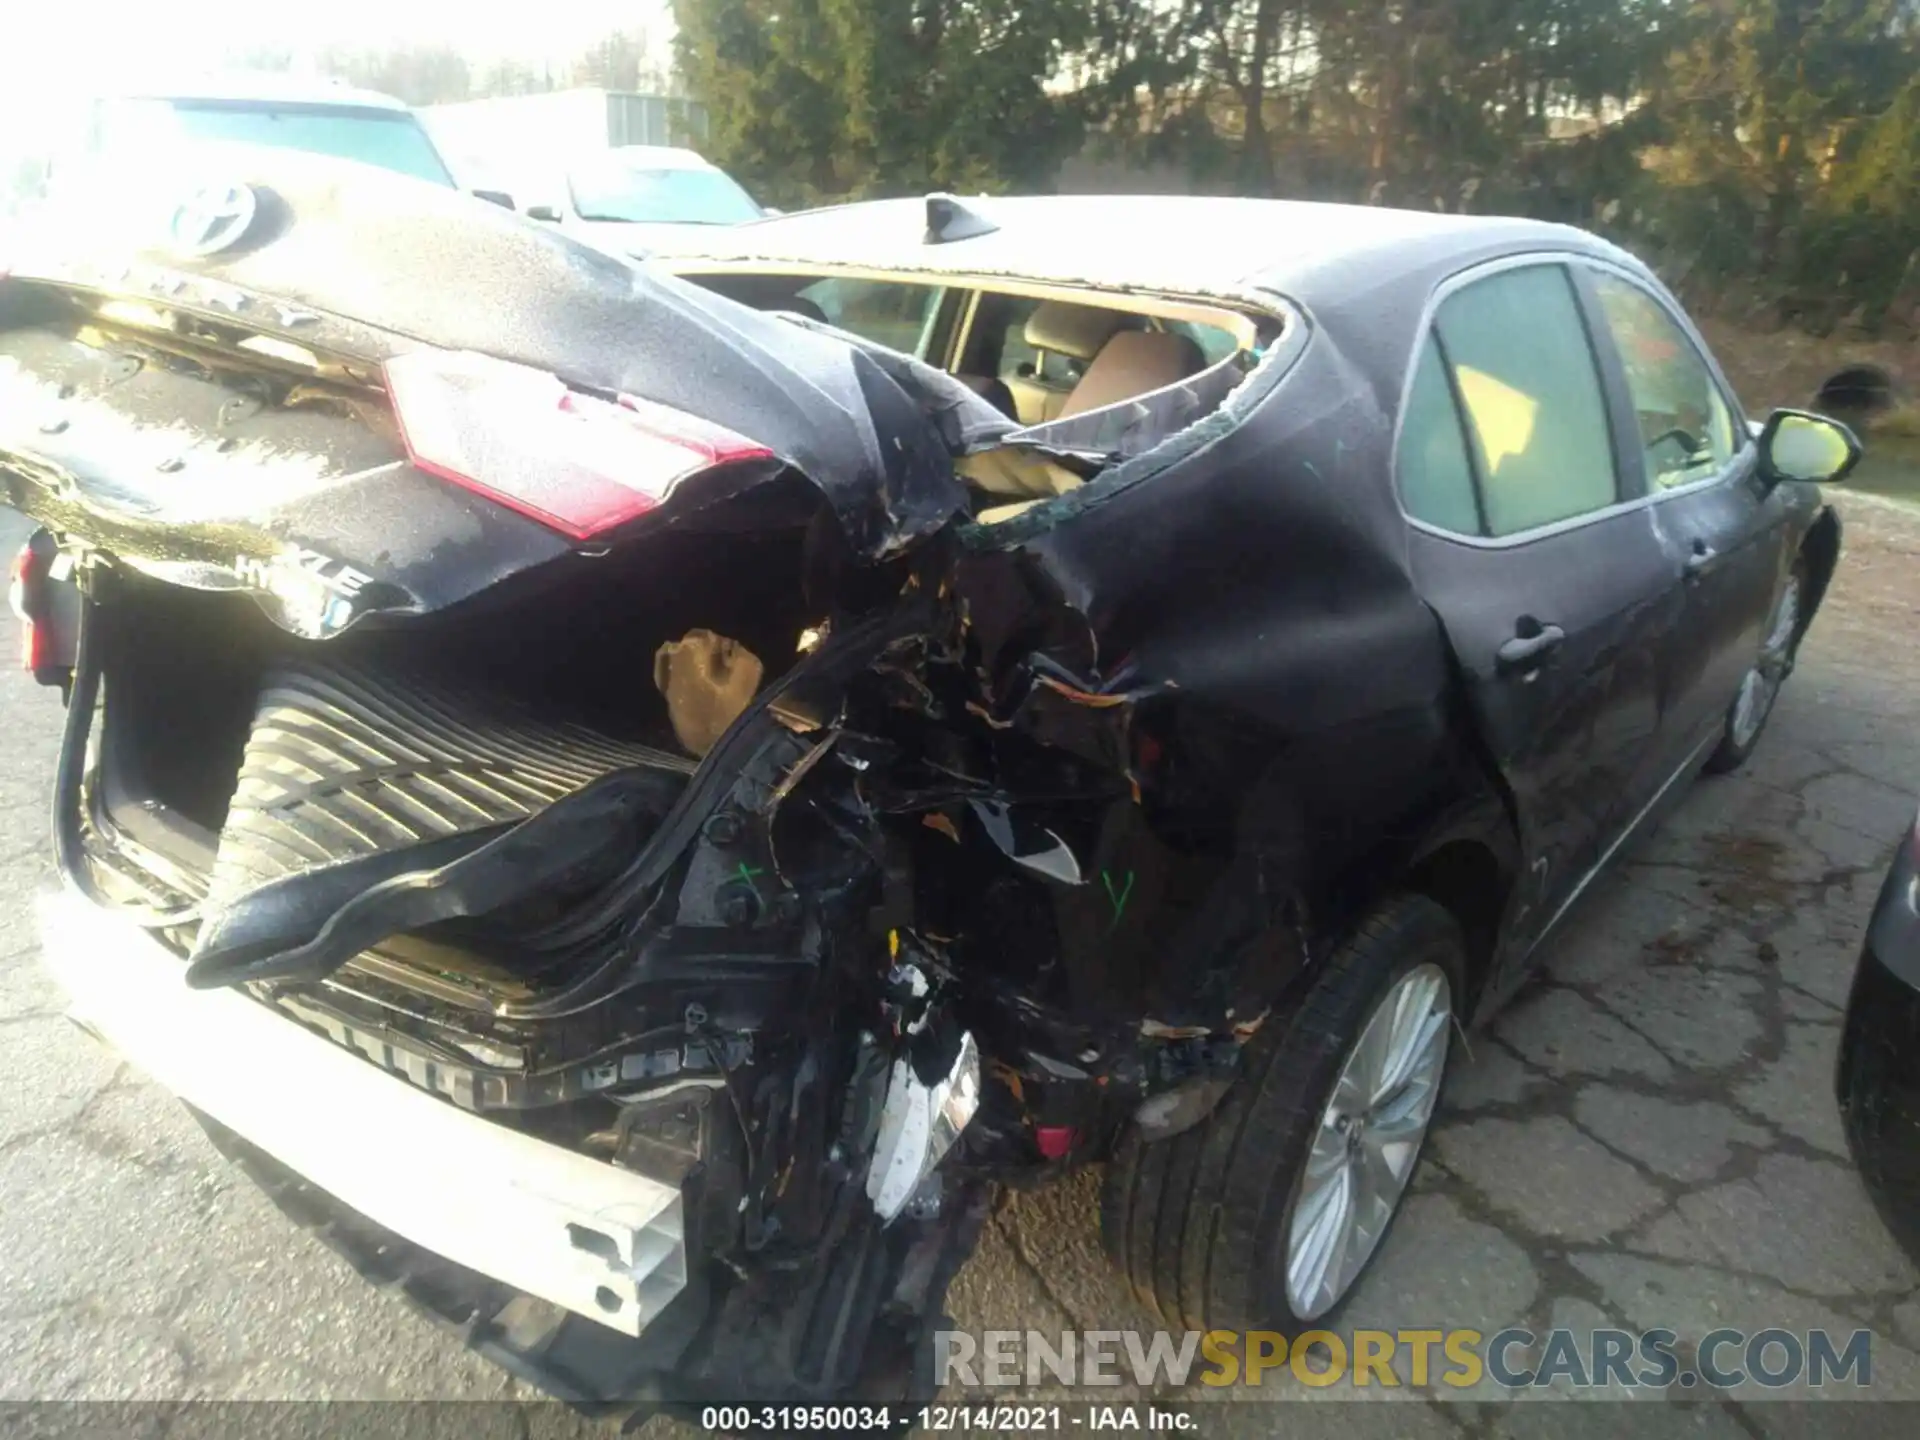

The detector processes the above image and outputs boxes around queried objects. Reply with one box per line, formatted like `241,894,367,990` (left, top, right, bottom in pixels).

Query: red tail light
9,541,49,672
1035,1125,1076,1160
383,350,775,541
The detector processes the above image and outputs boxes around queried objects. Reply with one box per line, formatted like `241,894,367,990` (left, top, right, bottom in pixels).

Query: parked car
504,145,769,258
422,87,713,181
0,162,1860,1414
33,74,505,208
1838,811,1920,1263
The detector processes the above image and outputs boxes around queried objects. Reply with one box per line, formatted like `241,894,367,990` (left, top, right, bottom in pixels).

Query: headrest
1024,301,1128,361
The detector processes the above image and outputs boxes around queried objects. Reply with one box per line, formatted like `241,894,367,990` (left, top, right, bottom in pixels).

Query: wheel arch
1797,503,1842,640
1397,806,1519,1015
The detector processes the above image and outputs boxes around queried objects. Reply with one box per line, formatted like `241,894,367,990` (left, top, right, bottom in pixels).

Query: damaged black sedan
1,156,1860,1410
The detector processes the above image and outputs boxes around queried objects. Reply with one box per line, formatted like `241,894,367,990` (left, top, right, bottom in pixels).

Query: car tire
1099,893,1464,1334
1705,561,1808,775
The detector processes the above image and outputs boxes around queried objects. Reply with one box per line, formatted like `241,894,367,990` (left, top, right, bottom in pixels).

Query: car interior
680,268,1262,521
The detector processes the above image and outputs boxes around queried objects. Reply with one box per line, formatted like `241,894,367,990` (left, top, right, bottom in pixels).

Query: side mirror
470,189,515,210
525,204,562,223
1757,408,1862,486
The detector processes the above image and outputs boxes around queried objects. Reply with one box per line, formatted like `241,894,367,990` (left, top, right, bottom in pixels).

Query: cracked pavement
4,498,1920,1432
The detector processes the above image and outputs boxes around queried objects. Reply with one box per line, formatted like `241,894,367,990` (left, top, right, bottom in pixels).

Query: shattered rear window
1004,349,1250,461
1165,318,1241,366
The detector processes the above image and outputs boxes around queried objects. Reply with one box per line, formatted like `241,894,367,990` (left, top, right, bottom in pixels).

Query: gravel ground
3,497,1919,1437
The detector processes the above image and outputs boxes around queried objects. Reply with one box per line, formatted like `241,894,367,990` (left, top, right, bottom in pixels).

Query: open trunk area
74,505,847,1109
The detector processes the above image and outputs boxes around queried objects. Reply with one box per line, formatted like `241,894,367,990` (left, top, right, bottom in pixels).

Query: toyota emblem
167,183,259,259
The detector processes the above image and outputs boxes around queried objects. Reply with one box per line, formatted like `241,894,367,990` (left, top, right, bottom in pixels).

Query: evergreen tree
673,0,1091,205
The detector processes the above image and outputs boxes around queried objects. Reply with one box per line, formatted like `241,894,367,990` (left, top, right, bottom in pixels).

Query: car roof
98,73,413,113
665,193,1610,306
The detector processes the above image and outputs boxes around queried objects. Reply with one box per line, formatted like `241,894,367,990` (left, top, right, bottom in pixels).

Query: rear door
1398,259,1681,954
1577,265,1789,761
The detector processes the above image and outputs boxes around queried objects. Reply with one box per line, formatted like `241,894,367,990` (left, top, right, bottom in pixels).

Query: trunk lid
0,145,970,636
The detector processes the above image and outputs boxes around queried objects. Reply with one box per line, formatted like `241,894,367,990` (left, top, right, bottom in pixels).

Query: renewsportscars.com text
934,1327,1874,1391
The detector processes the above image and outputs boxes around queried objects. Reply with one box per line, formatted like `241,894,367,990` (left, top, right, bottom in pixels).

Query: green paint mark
736,862,765,898
1101,869,1136,933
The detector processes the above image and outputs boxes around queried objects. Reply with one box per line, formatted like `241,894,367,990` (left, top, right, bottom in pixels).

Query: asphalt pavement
4,497,1920,1435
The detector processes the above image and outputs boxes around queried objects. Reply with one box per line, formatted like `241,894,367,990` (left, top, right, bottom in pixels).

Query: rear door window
983,294,1083,384
1397,336,1483,536
795,276,946,358
992,301,1044,382
1432,265,1619,537
959,293,1084,425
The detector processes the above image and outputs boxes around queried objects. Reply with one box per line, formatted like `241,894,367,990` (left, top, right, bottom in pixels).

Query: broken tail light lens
10,531,74,682
384,350,775,541
8,541,45,671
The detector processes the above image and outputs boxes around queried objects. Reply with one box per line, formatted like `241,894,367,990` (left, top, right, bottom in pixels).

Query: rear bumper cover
38,887,688,1340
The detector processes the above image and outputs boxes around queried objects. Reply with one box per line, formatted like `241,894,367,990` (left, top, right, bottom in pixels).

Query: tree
317,45,473,105
673,1,849,200
230,47,298,73
573,29,675,93
473,59,557,97
827,0,1094,194
1656,0,1920,326
1075,0,1665,209
675,0,1920,328
673,0,1094,204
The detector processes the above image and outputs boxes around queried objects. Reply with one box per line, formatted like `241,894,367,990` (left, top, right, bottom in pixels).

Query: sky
0,1,674,113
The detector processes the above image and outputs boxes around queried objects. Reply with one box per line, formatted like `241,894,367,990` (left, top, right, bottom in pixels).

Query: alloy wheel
1283,961,1452,1320
1730,575,1802,750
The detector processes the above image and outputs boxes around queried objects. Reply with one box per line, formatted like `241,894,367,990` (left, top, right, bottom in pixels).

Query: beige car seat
1059,329,1204,417
972,306,1208,523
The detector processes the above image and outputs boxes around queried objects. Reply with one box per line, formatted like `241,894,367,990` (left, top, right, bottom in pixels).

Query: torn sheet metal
867,1030,981,1222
